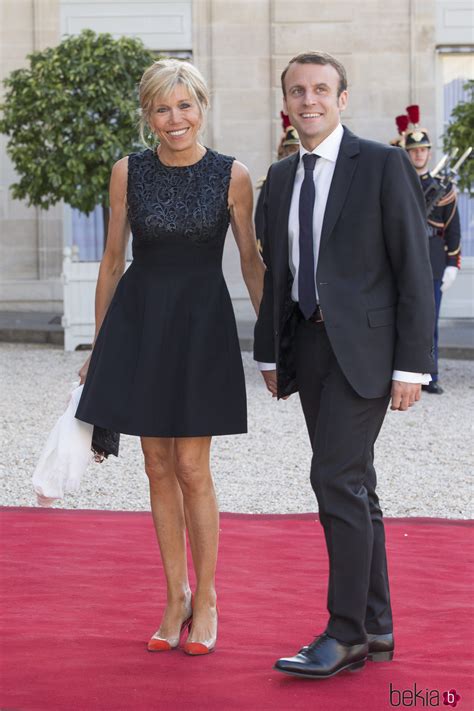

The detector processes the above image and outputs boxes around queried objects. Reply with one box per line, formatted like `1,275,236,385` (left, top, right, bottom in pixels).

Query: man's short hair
281,51,348,97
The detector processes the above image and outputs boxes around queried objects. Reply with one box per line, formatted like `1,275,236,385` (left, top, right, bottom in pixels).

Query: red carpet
1,508,473,711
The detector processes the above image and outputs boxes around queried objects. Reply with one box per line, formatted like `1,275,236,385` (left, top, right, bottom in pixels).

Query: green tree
0,29,155,245
442,79,474,195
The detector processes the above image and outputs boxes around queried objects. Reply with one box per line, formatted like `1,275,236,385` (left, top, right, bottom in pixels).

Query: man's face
407,146,431,172
283,62,348,150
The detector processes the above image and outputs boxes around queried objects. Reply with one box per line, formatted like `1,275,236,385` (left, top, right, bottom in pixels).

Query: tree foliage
0,29,155,213
442,80,474,195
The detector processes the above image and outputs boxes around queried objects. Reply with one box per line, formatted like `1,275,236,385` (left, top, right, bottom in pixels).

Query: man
405,126,461,394
254,52,434,680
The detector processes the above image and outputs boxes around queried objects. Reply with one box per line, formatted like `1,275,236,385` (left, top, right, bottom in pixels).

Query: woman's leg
174,436,218,645
141,437,191,639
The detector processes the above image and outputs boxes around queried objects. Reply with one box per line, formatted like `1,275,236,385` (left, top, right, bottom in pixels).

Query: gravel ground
0,342,472,518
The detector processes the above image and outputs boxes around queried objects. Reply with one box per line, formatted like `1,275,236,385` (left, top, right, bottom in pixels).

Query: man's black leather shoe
367,632,394,662
302,631,394,663
273,633,367,679
422,382,444,394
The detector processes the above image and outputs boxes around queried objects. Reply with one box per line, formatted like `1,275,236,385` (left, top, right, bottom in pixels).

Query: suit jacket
254,127,435,399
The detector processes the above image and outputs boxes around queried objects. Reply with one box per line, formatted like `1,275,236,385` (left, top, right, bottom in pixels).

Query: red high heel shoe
147,596,193,652
182,603,218,656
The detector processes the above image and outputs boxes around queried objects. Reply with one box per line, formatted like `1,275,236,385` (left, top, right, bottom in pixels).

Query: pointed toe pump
183,604,218,656
147,596,193,652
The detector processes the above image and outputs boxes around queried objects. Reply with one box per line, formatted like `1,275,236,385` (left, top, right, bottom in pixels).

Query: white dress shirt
258,123,430,385
289,122,343,303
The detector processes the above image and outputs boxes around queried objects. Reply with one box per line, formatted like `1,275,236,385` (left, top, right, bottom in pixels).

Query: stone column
0,0,61,310
193,0,272,313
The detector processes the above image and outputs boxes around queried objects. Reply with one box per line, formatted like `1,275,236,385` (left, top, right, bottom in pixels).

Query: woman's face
149,84,202,154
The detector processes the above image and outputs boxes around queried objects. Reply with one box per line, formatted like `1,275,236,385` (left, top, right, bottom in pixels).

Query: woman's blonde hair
138,59,210,146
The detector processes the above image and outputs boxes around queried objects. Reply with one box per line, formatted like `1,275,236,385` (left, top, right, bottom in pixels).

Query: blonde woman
76,59,264,655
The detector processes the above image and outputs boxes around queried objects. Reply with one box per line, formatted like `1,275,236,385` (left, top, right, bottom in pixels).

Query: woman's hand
78,354,92,385
260,369,290,400
261,369,278,397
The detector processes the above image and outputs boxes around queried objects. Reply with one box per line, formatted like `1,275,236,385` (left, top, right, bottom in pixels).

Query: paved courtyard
0,343,472,518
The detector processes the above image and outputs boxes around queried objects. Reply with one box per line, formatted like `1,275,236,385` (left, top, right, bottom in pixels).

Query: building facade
1,0,472,317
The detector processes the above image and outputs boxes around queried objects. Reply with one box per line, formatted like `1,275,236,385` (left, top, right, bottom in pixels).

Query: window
438,51,473,256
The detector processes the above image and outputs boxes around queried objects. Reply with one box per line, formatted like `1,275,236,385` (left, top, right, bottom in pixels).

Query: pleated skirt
76,256,247,437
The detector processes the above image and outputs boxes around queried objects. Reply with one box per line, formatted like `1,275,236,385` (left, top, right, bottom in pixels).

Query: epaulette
255,176,266,190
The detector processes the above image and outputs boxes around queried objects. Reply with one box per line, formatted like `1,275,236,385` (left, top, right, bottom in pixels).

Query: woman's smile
166,127,190,138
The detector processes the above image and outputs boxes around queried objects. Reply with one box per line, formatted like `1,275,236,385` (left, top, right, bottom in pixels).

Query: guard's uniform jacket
420,172,461,279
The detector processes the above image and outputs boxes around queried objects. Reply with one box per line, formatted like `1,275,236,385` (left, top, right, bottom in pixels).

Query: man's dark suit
254,126,435,644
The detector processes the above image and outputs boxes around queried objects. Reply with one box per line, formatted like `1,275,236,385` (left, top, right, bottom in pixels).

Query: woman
76,59,265,655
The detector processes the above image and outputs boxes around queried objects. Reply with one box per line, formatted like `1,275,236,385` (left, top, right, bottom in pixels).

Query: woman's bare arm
228,161,265,316
78,157,130,383
93,157,130,339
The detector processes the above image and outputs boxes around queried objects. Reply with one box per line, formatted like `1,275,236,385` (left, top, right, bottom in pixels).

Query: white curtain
71,206,104,261
71,206,132,261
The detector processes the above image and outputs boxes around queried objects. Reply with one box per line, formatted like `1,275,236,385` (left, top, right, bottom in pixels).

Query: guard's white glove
441,266,458,292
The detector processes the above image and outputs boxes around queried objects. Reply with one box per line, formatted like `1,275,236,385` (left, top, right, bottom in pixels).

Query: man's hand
390,380,421,411
261,369,278,398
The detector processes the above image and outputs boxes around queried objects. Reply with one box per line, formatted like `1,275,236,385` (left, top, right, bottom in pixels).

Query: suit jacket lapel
319,127,360,254
274,152,299,283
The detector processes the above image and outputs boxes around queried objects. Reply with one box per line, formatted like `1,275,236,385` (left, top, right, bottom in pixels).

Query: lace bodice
127,148,234,248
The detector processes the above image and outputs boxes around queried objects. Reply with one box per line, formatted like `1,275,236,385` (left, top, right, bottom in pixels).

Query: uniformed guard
255,112,299,253
403,105,462,394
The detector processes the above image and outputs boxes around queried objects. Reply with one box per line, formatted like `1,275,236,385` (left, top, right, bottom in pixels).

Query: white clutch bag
32,383,94,507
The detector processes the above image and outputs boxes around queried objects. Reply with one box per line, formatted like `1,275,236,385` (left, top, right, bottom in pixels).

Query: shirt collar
299,123,344,163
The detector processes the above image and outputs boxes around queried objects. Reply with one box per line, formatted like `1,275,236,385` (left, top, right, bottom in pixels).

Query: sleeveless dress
75,148,247,437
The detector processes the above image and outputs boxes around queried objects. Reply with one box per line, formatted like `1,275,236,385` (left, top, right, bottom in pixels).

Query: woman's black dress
76,148,247,437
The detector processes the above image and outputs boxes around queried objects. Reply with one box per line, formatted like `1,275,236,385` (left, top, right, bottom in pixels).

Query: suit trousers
295,318,393,644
